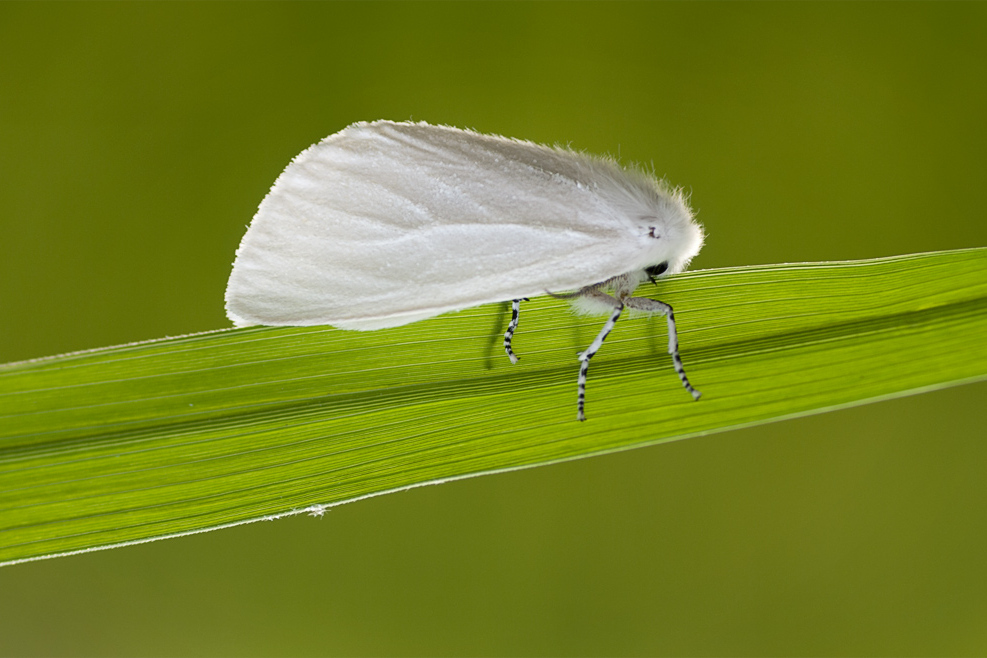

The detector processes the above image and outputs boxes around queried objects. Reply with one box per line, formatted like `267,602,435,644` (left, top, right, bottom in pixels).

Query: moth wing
226,121,654,329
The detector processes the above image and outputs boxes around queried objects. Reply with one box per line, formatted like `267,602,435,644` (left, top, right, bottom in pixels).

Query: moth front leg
624,296,701,401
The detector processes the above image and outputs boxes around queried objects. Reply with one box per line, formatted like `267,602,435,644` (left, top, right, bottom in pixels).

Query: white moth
226,120,704,420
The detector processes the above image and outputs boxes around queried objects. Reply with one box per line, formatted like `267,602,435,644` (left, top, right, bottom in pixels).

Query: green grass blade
2,248,985,565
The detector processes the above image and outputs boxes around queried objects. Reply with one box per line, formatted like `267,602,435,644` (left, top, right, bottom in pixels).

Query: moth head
639,205,704,276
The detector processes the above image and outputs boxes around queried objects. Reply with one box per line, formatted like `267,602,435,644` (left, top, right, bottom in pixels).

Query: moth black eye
646,262,669,278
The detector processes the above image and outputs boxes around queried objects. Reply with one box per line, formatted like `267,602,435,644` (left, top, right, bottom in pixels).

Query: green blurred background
1,2,985,655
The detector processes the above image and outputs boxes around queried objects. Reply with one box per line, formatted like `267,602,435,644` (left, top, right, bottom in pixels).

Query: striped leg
503,299,523,364
625,297,701,401
577,304,624,421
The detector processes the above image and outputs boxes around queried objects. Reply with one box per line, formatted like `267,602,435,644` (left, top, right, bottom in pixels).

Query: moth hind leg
503,298,530,364
624,296,701,401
